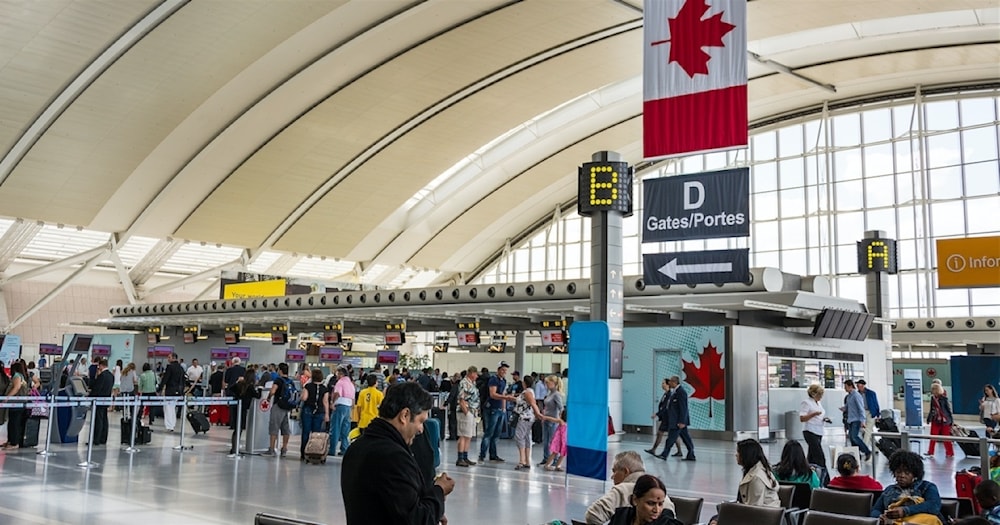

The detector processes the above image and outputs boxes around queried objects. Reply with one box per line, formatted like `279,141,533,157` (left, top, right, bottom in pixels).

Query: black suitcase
23,417,41,448
875,418,901,449
121,418,152,444
531,419,543,444
876,437,899,458
959,429,981,457
187,411,210,434
431,408,446,441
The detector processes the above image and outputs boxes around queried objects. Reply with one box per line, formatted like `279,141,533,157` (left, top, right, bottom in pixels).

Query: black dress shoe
671,452,683,457
682,456,696,461
644,448,657,455
656,454,668,460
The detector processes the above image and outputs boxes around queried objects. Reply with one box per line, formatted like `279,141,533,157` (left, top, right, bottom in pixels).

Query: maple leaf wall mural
622,325,727,431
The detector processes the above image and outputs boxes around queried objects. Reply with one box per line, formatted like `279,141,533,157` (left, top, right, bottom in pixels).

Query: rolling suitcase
956,470,983,514
121,418,152,445
304,431,329,464
23,417,41,448
187,411,210,434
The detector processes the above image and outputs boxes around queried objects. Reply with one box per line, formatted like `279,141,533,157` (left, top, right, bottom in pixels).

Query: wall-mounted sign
936,236,1000,288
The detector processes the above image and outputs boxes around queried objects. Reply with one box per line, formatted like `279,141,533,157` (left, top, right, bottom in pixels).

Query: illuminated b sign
577,161,633,216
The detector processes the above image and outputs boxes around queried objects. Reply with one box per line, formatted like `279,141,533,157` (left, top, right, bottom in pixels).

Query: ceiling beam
1,244,110,284
0,219,43,272
129,238,183,285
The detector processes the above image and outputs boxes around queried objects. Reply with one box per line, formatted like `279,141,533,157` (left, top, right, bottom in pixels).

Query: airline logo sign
643,167,749,242
936,236,1000,288
223,279,287,299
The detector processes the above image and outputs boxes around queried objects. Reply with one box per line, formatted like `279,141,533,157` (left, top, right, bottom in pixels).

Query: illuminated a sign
857,238,898,274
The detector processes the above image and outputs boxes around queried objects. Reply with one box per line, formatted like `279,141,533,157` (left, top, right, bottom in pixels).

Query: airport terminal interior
0,0,999,524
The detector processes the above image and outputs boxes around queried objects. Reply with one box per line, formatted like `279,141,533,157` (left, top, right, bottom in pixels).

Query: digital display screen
323,331,341,344
39,344,63,356
224,332,239,344
147,333,159,344
319,347,343,362
271,332,288,345
72,334,94,352
540,329,566,346
91,344,111,358
384,331,405,345
228,347,250,359
857,238,898,274
455,330,480,347
285,349,306,362
610,341,624,380
183,332,197,344
148,345,173,358
376,350,399,365
210,348,230,360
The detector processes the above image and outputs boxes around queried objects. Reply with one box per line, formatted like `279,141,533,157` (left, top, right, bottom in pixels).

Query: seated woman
608,474,682,525
870,450,944,525
829,453,883,490
737,438,781,507
773,440,821,489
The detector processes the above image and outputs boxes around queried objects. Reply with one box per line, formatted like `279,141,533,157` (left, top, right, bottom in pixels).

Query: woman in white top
799,384,832,468
980,384,1000,435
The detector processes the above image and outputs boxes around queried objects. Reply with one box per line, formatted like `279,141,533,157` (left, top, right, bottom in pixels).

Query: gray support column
864,230,891,340
514,331,526,377
588,151,625,439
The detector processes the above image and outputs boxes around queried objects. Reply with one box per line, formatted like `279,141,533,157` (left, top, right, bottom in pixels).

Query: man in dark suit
222,357,246,429
655,375,696,461
159,353,186,432
89,358,114,445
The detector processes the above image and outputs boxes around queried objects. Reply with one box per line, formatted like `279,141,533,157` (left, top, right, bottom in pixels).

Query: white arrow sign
657,259,732,280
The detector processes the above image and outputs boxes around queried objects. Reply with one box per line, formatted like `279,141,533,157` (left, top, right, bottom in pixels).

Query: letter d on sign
683,181,704,210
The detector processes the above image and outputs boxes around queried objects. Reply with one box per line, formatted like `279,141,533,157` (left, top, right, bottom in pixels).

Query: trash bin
785,410,803,440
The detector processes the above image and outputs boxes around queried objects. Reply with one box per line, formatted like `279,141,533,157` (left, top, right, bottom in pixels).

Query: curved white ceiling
0,0,996,292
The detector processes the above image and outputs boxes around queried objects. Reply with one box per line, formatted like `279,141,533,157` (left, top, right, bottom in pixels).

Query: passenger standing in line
455,366,480,467
263,363,294,457
444,370,461,440
119,363,137,419
479,361,516,463
159,353,186,432
138,363,158,424
185,358,204,397
513,375,544,471
655,376,696,461
340,382,455,525
3,362,29,450
208,365,224,397
355,373,383,435
329,366,356,456
299,369,329,460
89,358,114,446
540,375,565,465
841,379,872,462
229,369,260,454
222,357,246,429
800,383,832,468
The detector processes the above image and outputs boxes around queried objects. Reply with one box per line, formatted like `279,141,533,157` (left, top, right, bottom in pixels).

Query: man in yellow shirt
356,374,384,434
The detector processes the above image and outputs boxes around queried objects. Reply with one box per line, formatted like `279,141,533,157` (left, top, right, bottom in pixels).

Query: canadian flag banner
643,0,747,160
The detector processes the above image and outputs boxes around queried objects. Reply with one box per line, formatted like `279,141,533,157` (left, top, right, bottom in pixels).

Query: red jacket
829,475,883,490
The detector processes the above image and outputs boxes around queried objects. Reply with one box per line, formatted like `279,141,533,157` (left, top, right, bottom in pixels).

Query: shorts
268,406,291,436
514,418,534,449
457,410,477,438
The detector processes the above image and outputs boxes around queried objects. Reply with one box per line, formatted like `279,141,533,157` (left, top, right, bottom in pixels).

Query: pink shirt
333,376,356,407
550,423,568,456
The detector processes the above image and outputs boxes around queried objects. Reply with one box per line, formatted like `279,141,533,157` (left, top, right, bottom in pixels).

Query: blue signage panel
903,369,923,427
642,249,750,286
642,167,749,242
566,321,610,481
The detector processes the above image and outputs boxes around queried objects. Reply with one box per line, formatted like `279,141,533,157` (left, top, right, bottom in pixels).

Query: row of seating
717,503,878,525
777,483,973,525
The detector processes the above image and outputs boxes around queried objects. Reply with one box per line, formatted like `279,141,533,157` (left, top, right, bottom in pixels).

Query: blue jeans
847,421,871,455
478,407,505,459
300,409,325,457
542,420,558,458
330,404,351,455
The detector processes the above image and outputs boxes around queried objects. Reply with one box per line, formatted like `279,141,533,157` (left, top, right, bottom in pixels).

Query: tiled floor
0,417,987,525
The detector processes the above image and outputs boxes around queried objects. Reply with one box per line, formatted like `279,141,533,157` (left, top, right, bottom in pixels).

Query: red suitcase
955,470,982,514
209,404,230,426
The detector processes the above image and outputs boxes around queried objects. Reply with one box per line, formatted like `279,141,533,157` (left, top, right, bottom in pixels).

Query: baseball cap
499,360,510,369
856,379,867,385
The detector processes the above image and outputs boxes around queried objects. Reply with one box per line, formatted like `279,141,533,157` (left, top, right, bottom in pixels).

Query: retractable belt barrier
0,394,239,468
871,429,1000,475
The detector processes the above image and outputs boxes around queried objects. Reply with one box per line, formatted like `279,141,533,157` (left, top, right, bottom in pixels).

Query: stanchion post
38,393,56,457
78,398,99,468
125,395,140,453
981,436,990,475
174,398,190,451
235,398,243,457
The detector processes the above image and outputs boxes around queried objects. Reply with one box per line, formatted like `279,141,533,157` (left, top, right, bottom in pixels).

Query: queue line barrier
869,428,1000,474
0,394,239,469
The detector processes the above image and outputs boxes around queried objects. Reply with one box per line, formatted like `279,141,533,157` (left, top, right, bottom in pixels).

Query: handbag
887,496,942,525
29,388,47,418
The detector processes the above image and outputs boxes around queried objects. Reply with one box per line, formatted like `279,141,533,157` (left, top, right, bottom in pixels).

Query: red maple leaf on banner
650,0,736,77
682,341,725,403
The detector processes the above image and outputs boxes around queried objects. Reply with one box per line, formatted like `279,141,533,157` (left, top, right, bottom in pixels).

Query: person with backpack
329,366,356,456
299,369,329,460
263,363,297,457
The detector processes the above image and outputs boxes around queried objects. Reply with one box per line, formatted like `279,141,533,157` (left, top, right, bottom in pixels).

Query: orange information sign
936,236,1000,288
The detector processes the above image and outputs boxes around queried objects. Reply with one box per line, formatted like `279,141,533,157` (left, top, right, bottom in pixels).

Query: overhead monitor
210,348,230,360
182,332,197,344
91,344,111,358
224,331,240,344
319,347,343,362
323,331,341,345
540,329,567,347
39,343,64,356
384,331,405,345
147,333,160,344
376,350,399,365
228,347,250,360
285,349,306,362
271,332,288,345
69,334,94,353
455,330,480,347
